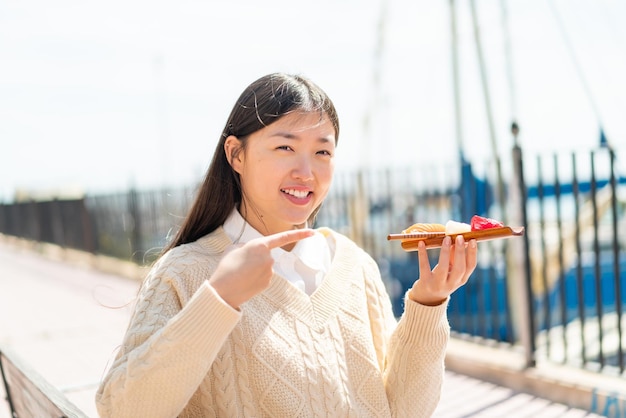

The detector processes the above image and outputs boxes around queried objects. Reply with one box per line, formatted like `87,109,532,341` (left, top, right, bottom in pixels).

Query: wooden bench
1,346,89,418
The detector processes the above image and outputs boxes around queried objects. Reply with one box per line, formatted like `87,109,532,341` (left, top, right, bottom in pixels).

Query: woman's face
226,111,336,236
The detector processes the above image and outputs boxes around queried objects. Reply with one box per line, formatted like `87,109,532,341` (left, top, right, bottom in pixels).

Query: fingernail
471,239,477,248
443,236,451,247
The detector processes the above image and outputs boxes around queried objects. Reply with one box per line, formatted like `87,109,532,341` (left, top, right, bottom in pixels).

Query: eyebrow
270,131,335,144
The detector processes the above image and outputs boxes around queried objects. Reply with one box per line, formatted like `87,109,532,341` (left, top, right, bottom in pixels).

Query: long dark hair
162,73,340,254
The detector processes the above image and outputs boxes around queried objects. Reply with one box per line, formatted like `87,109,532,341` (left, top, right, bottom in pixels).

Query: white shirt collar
223,207,263,245
222,208,332,294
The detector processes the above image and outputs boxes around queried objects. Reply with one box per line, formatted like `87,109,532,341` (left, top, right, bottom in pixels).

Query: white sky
1,0,625,201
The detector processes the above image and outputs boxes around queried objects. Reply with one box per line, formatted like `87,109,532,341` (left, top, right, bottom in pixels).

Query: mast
450,0,464,157
500,0,519,145
361,0,388,169
353,0,388,249
469,0,507,221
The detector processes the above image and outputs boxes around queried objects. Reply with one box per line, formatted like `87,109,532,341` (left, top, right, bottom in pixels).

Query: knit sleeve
95,250,242,418
363,256,449,418
384,295,449,418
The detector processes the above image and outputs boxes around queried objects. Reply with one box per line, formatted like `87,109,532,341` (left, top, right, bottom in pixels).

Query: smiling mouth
281,188,311,199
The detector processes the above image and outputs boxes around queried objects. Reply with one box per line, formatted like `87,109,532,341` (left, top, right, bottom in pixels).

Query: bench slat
1,347,89,418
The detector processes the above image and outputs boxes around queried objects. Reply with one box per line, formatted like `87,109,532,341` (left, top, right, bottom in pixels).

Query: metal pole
469,0,506,222
511,133,536,367
450,0,464,156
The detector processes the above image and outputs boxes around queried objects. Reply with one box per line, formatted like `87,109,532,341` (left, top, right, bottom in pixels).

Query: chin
283,214,312,228
291,219,310,228
277,205,316,227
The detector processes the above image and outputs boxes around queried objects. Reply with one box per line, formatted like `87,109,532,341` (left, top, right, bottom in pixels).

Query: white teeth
283,189,309,198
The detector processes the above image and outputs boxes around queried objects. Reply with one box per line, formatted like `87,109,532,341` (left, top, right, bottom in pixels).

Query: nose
292,156,314,181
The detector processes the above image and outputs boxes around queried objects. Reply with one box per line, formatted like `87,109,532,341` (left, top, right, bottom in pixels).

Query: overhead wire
547,0,603,129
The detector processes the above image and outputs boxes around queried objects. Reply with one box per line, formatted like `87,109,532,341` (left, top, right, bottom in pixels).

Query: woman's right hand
408,235,478,306
208,229,314,309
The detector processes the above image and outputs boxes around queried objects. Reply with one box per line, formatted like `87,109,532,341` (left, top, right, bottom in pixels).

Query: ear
224,135,243,173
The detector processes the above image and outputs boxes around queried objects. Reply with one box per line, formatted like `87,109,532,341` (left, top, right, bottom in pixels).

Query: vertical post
510,128,536,367
348,170,366,249
128,188,143,263
51,198,65,248
553,154,568,362
571,153,588,366
80,198,97,254
590,152,605,367
0,203,6,235
608,149,624,373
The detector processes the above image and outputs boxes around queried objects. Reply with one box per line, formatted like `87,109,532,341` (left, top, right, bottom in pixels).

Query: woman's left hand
408,235,478,306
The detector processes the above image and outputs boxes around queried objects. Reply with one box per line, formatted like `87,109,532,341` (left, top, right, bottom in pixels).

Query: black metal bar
503,260,515,344
537,155,551,358
385,168,394,261
477,266,486,338
608,149,624,372
553,154,568,363
30,200,41,242
488,252,499,340
80,198,97,253
494,153,511,341
0,204,5,234
590,151,605,367
10,204,18,236
571,153,587,366
513,143,536,366
51,199,65,247
128,188,143,263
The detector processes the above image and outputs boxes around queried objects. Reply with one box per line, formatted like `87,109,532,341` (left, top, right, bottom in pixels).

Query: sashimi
470,215,504,231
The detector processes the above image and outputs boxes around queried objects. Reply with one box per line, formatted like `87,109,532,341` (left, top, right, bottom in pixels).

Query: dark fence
1,145,625,378
0,198,96,252
527,148,626,375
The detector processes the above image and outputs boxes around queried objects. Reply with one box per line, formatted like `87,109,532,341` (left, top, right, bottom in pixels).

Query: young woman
96,73,478,418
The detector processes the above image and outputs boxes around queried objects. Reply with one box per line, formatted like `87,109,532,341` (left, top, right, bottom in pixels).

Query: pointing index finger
261,229,315,249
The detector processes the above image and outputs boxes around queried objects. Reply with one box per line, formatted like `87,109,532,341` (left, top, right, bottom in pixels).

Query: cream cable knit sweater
95,227,450,418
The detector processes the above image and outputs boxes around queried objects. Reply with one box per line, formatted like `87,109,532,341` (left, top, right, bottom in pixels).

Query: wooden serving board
387,226,525,251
